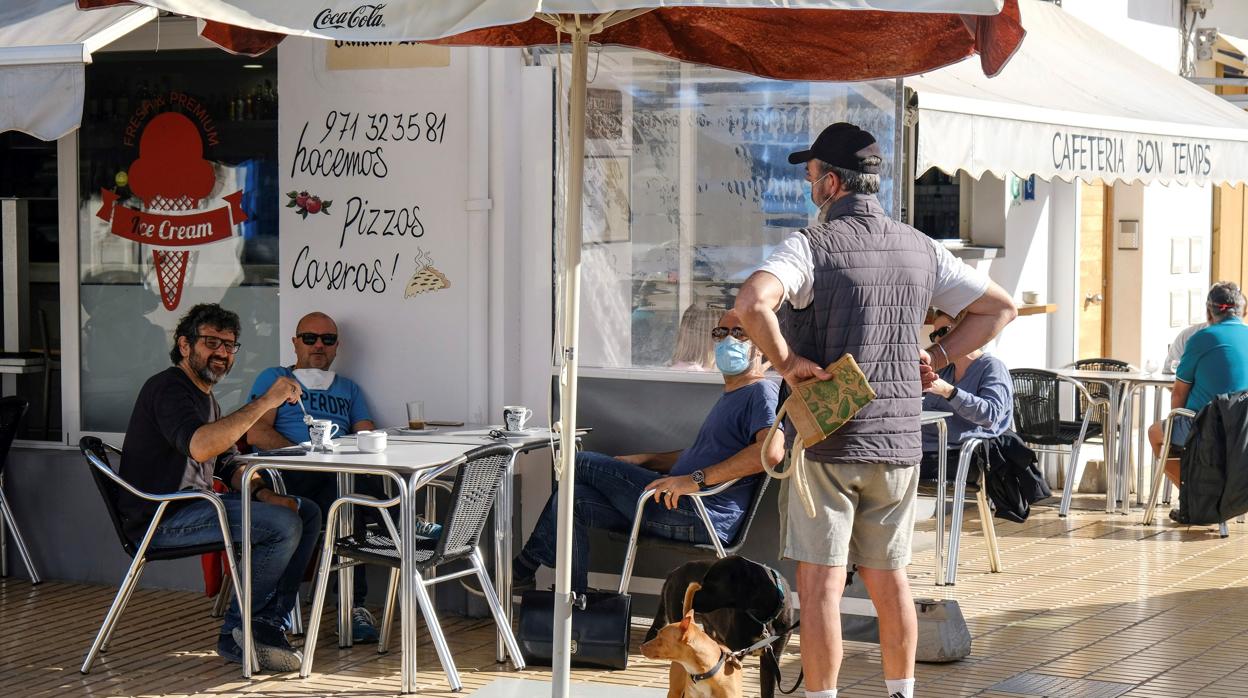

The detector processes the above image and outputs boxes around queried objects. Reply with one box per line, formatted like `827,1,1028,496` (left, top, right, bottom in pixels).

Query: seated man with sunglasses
512,309,786,592
246,311,383,642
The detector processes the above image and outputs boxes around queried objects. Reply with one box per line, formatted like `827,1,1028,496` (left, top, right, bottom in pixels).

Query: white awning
0,1,156,140
907,0,1248,186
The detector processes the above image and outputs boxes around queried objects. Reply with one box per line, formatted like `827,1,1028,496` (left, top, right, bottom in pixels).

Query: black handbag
518,590,631,670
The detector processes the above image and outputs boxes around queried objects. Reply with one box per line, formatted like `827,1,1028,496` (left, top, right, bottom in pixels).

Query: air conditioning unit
1188,0,1214,13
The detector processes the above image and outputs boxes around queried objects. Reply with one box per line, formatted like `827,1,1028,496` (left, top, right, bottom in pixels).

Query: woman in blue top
920,308,1014,480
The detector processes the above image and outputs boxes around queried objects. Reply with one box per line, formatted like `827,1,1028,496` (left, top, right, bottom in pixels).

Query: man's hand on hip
777,354,831,387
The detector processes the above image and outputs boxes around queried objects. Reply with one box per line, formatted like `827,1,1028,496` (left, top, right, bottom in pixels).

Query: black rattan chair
79,437,247,674
300,443,524,689
1010,369,1107,517
0,396,38,583
615,474,770,594
1069,358,1132,432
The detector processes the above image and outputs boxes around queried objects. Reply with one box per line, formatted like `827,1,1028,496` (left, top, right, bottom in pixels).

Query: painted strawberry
295,191,309,208
305,196,322,214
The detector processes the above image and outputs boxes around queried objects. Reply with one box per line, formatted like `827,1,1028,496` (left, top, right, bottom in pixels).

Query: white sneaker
232,627,302,673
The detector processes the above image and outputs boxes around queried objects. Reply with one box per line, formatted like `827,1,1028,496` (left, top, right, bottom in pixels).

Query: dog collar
688,650,729,683
746,567,787,629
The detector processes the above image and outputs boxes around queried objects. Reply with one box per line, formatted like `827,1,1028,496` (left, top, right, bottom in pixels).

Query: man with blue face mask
511,309,786,592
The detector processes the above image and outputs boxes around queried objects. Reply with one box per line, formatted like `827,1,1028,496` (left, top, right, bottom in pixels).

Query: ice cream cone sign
94,112,247,311
405,248,451,298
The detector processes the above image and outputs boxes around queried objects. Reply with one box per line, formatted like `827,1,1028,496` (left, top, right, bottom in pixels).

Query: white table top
238,440,477,472
1051,367,1176,385
385,424,579,449
921,410,953,423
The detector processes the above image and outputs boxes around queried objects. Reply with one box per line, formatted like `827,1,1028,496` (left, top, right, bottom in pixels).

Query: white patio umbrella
77,1,1025,694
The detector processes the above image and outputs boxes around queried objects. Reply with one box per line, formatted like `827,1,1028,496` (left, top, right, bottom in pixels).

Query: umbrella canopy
78,0,1023,79
76,2,1024,695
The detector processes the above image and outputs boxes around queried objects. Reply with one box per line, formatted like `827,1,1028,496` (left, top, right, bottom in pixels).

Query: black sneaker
1169,508,1187,524
512,570,537,594
232,626,302,673
217,632,243,664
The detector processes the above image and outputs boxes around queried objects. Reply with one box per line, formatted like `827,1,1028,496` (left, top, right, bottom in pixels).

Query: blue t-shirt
921,354,1013,451
671,379,779,542
1176,317,1248,413
249,367,373,444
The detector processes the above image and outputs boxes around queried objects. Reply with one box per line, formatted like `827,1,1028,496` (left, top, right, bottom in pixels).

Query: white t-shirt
756,231,990,313
1165,322,1207,374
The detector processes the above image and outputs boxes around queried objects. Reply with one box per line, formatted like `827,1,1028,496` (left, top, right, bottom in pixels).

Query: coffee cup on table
1021,291,1039,305
308,419,340,451
503,405,533,432
406,401,426,430
356,430,387,453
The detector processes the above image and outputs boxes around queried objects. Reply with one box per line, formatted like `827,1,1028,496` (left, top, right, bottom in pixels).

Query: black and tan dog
645,556,795,698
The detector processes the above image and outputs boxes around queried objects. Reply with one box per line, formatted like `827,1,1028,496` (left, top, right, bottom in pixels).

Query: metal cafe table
1051,367,1165,515
236,440,481,693
386,425,580,662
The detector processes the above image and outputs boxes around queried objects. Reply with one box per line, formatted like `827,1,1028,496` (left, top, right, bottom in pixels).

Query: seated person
246,311,385,643
1149,282,1248,493
119,303,320,671
514,309,784,591
1164,283,1246,373
920,308,1014,480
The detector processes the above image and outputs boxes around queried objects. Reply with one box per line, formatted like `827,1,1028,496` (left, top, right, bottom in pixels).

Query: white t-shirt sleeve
756,231,815,309
928,239,990,316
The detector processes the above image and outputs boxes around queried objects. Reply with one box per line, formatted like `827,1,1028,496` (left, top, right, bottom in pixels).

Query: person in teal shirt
1149,282,1248,489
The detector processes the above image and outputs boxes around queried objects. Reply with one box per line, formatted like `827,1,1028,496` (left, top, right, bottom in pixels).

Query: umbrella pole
552,21,590,698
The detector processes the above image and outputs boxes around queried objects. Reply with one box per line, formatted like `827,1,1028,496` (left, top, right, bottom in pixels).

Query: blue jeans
519,452,714,591
151,493,321,636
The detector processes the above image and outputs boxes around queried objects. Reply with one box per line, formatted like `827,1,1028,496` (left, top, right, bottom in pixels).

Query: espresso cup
503,405,533,432
356,430,387,454
308,419,340,451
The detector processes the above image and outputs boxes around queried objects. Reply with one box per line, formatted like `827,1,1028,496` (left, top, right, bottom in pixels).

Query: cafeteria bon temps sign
1051,130,1212,179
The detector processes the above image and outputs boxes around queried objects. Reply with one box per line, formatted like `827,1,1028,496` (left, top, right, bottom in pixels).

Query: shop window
0,132,60,440
535,49,897,372
78,50,280,432
913,169,966,240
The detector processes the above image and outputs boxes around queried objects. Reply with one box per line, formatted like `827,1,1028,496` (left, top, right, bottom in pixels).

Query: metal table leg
336,472,355,647
494,452,517,662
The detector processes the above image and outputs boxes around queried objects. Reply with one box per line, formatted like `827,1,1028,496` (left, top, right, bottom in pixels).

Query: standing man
246,311,383,642
735,123,1016,698
120,303,320,671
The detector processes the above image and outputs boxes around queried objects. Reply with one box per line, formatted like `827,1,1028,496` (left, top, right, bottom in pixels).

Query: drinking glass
1144,359,1159,375
406,401,426,430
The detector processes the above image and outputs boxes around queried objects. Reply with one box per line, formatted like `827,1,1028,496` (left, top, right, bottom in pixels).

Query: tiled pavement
5,496,1248,697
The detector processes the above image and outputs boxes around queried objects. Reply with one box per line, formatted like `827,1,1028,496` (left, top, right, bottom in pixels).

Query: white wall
1203,2,1248,40
1061,0,1183,71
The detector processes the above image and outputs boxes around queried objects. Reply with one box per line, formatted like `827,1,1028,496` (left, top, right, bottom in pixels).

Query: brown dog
639,582,743,698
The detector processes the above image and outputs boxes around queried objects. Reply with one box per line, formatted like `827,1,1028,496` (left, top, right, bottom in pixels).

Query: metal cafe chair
300,444,524,690
79,436,248,674
0,396,39,583
616,475,771,594
928,437,1003,585
1010,369,1108,517
1141,408,1245,535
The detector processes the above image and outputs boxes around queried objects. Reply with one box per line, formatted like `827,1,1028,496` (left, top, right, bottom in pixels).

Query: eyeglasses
928,325,951,344
195,335,241,354
711,326,749,341
297,333,338,346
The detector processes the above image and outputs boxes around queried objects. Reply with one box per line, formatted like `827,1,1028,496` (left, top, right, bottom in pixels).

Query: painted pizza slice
405,264,451,297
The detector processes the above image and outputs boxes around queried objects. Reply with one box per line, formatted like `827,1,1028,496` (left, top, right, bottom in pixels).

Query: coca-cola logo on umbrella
313,4,386,30
94,111,247,311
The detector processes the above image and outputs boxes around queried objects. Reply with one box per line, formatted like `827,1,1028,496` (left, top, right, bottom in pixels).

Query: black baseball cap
788,122,882,174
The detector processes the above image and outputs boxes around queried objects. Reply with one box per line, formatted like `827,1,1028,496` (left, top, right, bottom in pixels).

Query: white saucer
299,441,339,451
498,429,537,438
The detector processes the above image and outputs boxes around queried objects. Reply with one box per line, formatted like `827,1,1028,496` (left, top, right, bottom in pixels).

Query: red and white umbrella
78,1,1024,694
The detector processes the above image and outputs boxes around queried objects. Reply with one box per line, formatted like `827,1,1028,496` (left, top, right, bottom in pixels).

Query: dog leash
728,620,803,695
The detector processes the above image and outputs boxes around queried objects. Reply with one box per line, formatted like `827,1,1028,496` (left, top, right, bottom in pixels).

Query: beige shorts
779,459,919,569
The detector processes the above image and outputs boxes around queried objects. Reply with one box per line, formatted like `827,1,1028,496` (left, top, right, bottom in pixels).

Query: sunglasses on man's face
929,325,952,344
297,332,338,347
711,326,748,341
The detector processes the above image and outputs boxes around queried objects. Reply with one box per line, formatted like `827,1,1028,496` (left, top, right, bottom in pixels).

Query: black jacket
1177,390,1248,525
973,431,1050,523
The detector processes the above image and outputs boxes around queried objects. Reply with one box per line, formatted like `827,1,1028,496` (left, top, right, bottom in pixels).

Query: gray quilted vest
780,193,937,466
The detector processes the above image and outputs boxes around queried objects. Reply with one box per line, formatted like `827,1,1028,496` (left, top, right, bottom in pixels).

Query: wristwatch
690,469,707,488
